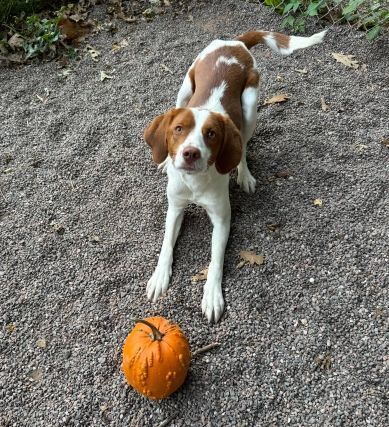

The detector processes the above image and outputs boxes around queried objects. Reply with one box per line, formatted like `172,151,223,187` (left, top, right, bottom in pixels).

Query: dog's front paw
201,282,225,323
237,168,256,193
146,265,171,302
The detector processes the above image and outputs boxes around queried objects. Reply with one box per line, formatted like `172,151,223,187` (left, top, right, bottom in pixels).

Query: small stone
309,277,315,284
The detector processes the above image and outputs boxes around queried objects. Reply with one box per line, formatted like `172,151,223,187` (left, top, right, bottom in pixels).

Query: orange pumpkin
121,317,191,399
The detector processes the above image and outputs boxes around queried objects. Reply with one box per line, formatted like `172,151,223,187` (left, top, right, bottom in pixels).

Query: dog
144,29,326,322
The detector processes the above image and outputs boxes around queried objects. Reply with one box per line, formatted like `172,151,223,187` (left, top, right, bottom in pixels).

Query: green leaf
367,25,381,40
307,2,319,16
342,0,365,16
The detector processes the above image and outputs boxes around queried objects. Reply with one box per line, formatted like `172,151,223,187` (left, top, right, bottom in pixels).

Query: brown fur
144,109,241,174
144,109,195,163
187,45,257,130
236,30,290,50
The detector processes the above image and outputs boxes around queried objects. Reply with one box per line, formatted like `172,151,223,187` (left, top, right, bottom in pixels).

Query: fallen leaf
263,94,289,105
314,354,332,370
321,97,330,112
143,8,155,19
188,13,194,22
35,93,48,104
86,45,100,61
8,33,24,49
295,68,308,74
36,339,47,348
6,322,16,333
58,17,93,42
381,138,389,148
239,251,265,267
160,63,173,74
0,53,24,63
90,235,101,243
191,267,208,283
236,260,246,269
100,71,113,81
332,52,359,69
354,143,368,152
58,69,72,78
266,223,281,232
313,198,323,207
29,368,43,381
111,39,129,52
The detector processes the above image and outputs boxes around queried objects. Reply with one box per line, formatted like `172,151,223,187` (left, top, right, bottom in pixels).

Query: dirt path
1,1,388,426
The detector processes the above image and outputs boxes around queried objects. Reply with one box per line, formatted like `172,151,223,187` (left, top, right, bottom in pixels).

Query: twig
192,342,220,357
157,412,177,427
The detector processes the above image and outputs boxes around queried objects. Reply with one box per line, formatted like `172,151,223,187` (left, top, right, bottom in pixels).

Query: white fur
199,81,227,113
197,39,247,61
215,56,244,69
264,30,327,56
174,109,212,173
176,69,194,108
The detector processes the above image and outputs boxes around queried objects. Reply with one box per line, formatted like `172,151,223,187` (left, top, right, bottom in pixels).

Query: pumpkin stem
134,319,164,341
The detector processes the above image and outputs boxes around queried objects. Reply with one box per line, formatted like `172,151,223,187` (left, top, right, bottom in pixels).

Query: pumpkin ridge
161,338,188,367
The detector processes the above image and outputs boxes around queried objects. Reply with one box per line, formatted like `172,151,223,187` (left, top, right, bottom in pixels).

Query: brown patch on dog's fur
144,109,195,164
187,45,259,130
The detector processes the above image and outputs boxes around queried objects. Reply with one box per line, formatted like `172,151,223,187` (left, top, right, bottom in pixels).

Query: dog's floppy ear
215,116,242,174
144,111,173,164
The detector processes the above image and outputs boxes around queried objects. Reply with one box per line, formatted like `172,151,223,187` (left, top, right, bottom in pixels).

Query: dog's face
144,108,242,174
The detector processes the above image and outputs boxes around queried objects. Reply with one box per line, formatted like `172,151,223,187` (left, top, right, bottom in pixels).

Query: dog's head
144,108,242,174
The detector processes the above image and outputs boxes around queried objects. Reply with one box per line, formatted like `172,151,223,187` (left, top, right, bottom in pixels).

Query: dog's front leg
147,203,185,302
202,200,231,323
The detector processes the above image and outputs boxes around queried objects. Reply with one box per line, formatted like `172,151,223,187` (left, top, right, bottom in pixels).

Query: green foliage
0,13,66,61
0,0,64,24
22,15,60,58
261,0,389,40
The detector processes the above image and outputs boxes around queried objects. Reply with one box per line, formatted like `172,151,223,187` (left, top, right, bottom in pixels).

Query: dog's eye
207,130,216,139
175,125,183,133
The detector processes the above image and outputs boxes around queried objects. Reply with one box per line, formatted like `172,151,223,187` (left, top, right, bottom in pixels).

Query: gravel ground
1,1,388,426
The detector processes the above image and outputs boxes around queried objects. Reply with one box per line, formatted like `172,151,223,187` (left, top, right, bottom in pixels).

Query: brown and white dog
144,29,326,322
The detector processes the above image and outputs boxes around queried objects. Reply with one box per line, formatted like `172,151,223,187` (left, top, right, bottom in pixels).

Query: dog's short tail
236,29,327,56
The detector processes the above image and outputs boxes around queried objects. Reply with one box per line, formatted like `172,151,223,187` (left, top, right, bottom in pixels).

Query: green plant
261,0,389,39
22,14,60,58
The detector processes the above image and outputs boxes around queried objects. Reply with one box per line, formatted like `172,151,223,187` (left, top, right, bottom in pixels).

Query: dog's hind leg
237,72,259,193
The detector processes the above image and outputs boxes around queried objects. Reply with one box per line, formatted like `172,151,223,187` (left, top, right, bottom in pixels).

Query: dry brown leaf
321,97,330,112
332,52,359,69
58,18,93,42
112,39,129,52
8,33,24,49
191,267,208,283
100,71,113,81
6,322,16,333
58,68,72,79
264,94,289,105
86,45,100,61
381,138,389,148
266,223,281,232
36,339,47,348
313,198,323,207
29,368,43,381
239,251,265,266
